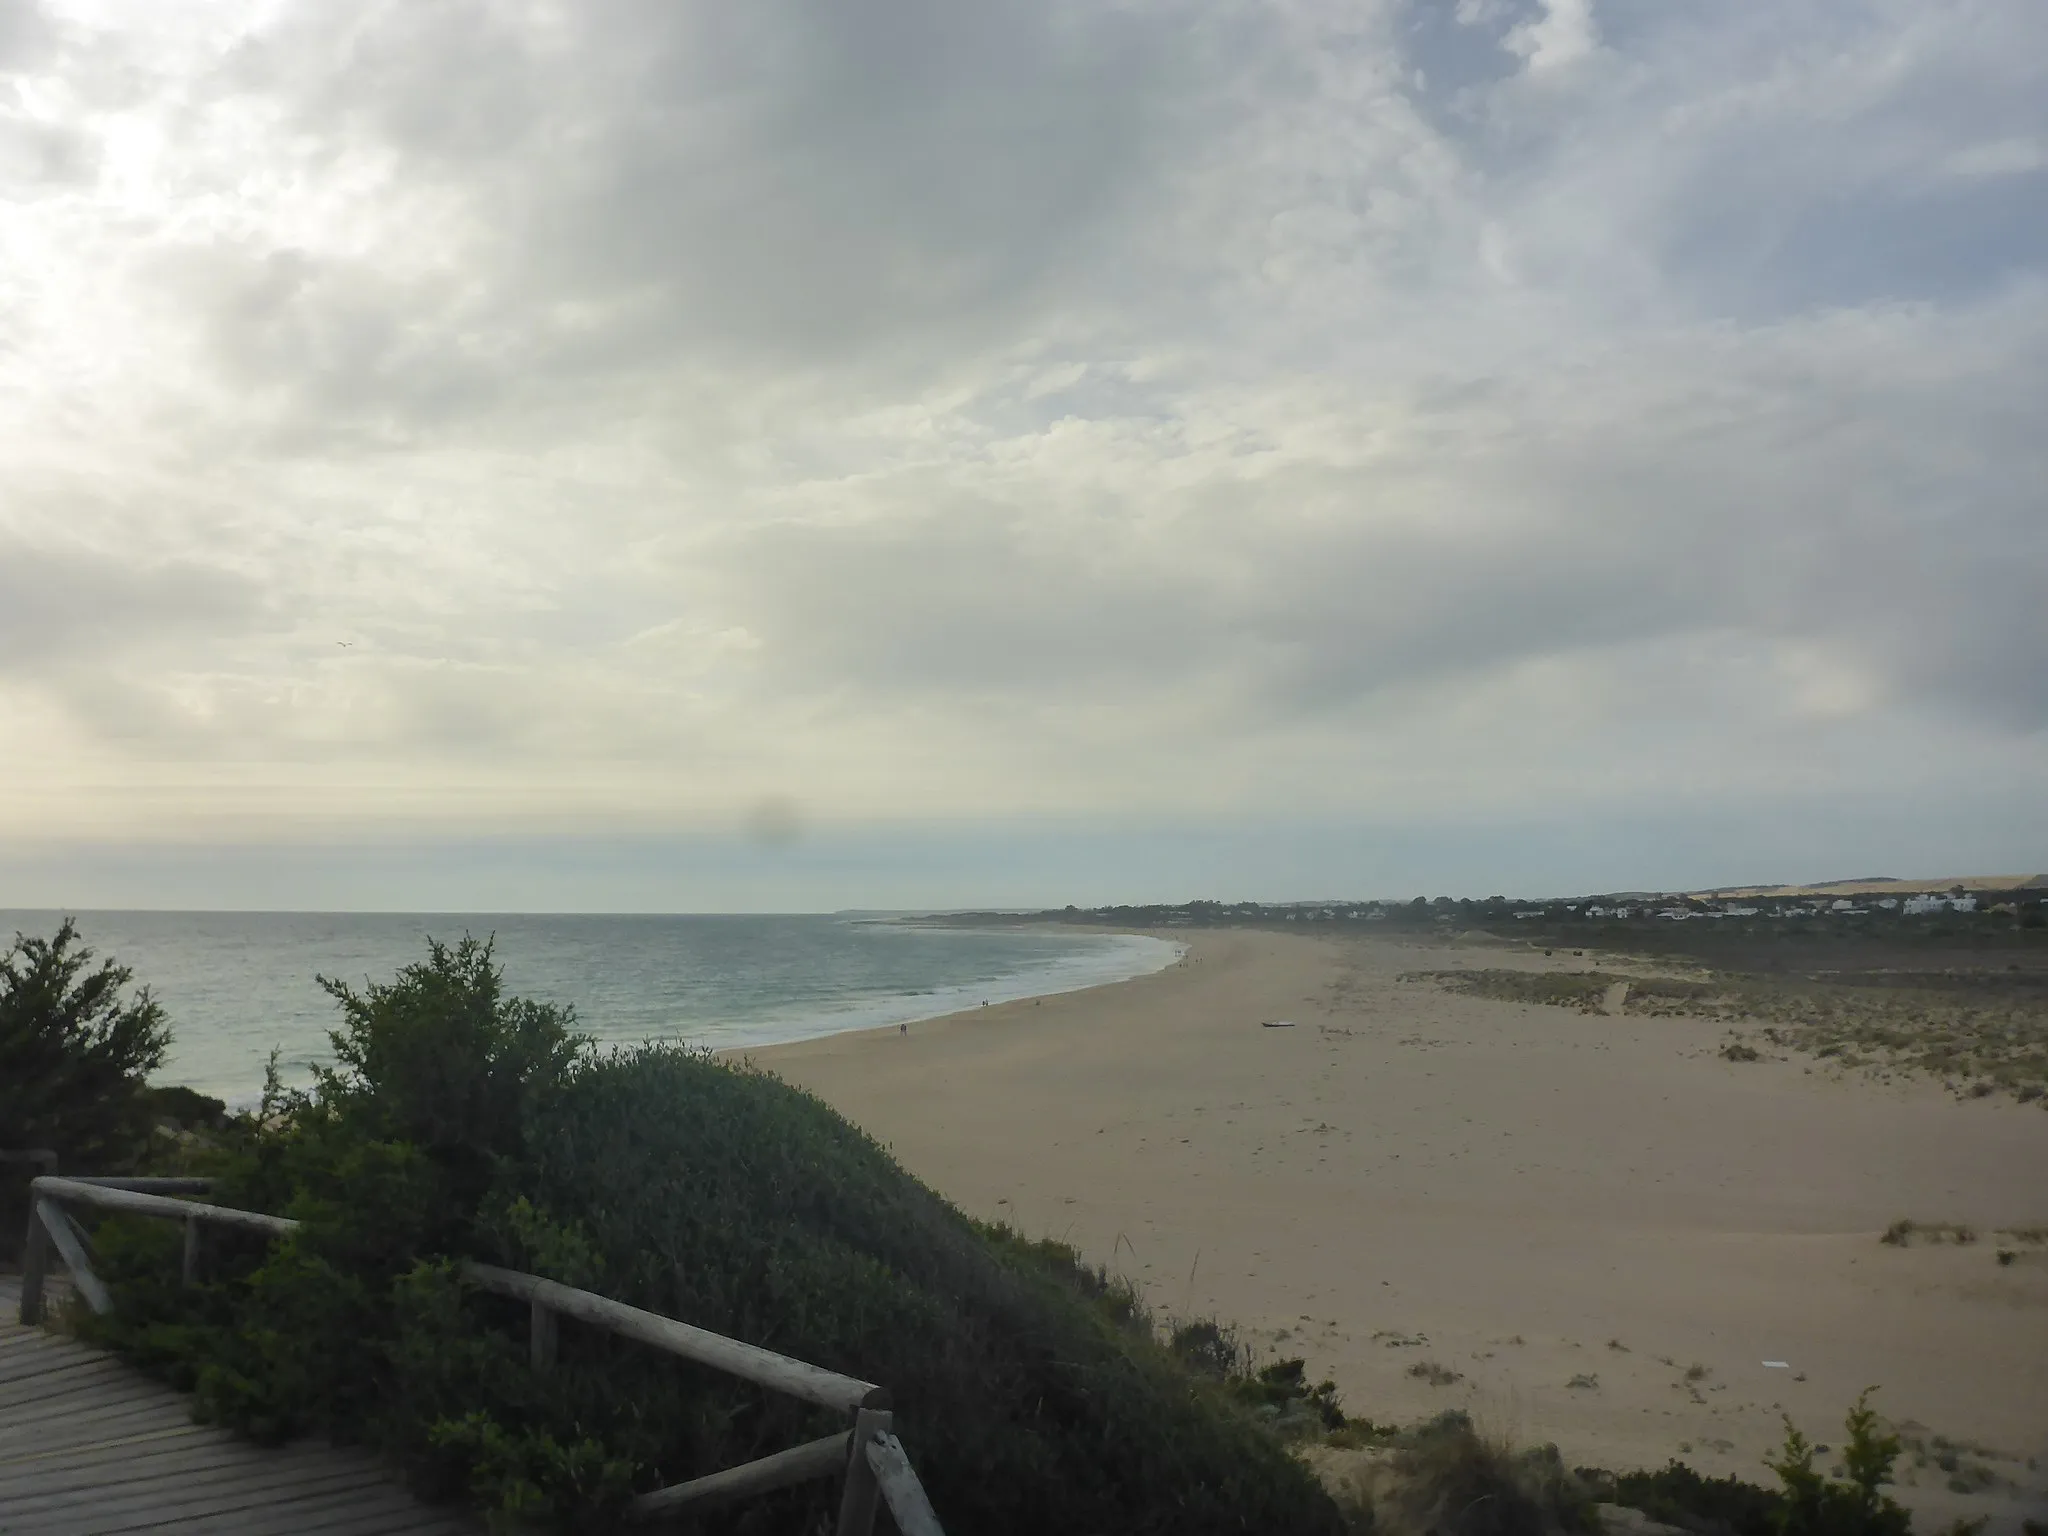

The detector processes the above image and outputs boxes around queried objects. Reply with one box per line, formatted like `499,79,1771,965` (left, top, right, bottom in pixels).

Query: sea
0,911,1181,1107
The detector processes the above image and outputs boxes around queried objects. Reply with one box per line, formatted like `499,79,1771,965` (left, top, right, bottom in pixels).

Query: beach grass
1407,968,2048,1101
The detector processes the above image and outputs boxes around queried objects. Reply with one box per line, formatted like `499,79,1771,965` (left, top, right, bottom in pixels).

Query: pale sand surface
742,928,2048,1528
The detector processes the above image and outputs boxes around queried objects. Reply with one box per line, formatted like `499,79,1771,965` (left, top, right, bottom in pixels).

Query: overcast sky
2,0,2043,910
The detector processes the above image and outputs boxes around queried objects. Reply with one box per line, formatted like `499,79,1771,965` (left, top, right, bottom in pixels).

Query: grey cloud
194,0,1196,393
0,0,53,70
0,3,93,196
0,106,92,195
0,539,263,671
709,488,1706,723
1446,3,2048,322
145,244,514,443
706,299,2048,734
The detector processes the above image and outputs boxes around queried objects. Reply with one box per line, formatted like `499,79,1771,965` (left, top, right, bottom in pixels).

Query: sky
1,0,2044,911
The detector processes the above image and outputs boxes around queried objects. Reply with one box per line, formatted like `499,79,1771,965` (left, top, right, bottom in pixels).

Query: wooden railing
18,1174,944,1535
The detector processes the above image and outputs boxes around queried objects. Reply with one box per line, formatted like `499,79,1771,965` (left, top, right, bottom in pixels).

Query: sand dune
1693,873,2044,896
744,928,2048,1531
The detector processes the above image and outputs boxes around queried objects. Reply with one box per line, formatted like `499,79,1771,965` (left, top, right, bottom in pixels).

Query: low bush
1336,1410,1598,1536
1879,1221,1977,1248
87,937,1343,1534
0,918,173,1163
138,1083,229,1130
1579,1460,1781,1536
1,918,173,1256
1587,1390,1924,1536
1768,1389,1911,1536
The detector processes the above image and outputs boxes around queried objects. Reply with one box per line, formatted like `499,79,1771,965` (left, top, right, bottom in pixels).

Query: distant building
1903,894,1977,915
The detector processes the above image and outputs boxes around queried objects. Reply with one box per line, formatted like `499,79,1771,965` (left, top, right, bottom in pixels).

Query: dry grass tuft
1880,1220,1979,1247
1408,1360,1465,1387
1329,1412,1598,1536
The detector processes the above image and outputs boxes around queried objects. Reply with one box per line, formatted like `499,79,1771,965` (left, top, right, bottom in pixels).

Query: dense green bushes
1586,1391,1950,1536
1,917,173,1166
88,937,1343,1534
1767,1391,1913,1536
1581,1459,1783,1536
1,918,175,1256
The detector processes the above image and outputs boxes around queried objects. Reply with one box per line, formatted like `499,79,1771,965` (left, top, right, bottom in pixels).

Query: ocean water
1,911,1180,1105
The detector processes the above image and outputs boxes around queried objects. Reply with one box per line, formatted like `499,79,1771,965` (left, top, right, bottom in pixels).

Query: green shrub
1339,1410,1599,1536
1587,1392,1931,1536
0,917,172,1163
1226,1357,1348,1437
90,937,1343,1535
1582,1460,1782,1536
0,918,173,1255
1767,1390,1910,1536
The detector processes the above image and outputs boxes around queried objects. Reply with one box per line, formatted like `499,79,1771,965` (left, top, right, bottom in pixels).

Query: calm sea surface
1,911,1180,1105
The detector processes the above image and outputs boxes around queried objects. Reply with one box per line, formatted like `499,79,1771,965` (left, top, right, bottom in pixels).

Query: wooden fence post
531,1300,558,1374
18,1203,50,1325
865,1432,946,1536
181,1215,202,1286
35,1197,112,1315
834,1391,892,1536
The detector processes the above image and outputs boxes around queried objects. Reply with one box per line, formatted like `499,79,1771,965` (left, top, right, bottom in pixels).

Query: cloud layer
2,0,2043,895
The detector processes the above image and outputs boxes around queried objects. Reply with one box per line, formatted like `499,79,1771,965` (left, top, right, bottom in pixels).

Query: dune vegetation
80,936,1344,1534
1408,967,2048,1103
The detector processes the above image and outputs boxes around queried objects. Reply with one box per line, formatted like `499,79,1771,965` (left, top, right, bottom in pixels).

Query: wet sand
743,927,2048,1528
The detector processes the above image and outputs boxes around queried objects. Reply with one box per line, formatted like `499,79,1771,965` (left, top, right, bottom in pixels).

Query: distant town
937,875,2048,933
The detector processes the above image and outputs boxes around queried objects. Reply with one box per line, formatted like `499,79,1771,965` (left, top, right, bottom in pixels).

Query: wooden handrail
20,1176,298,1325
461,1261,880,1414
624,1430,851,1521
20,1175,945,1534
31,1176,298,1238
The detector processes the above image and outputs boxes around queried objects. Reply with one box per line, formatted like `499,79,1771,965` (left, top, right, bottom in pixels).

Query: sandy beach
745,927,2048,1528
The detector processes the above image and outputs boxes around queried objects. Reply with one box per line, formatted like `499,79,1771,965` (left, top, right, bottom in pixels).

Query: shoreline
698,925,1185,1057
715,921,1189,1061
91,914,1183,1107
747,926,2048,1531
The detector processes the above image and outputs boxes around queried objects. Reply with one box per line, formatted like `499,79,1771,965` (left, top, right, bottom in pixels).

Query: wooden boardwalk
0,1278,475,1536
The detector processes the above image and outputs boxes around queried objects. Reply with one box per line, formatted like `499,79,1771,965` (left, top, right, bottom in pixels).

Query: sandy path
745,927,2048,1529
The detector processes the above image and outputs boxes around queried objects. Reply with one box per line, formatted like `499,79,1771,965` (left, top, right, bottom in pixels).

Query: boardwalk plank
0,1438,334,1498
0,1347,121,1388
0,1374,184,1421
0,1362,164,1413
0,1363,142,1411
0,1310,475,1535
147,1505,472,1536
3,1461,379,1522
17,1464,392,1531
0,1423,217,1470
0,1390,195,1443
0,1421,208,1468
148,1490,456,1536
